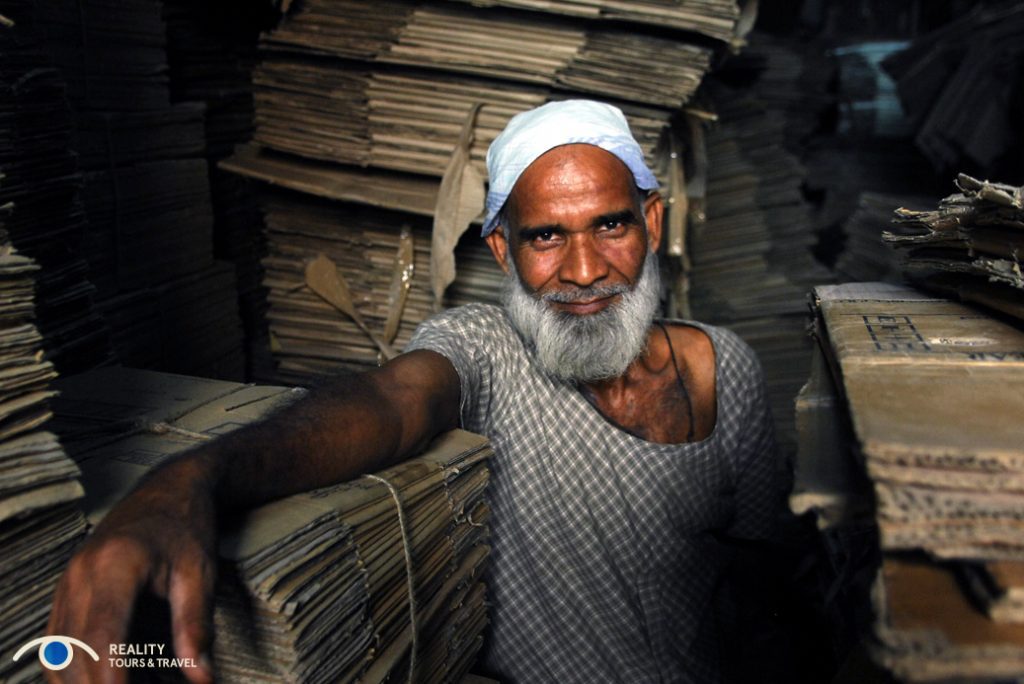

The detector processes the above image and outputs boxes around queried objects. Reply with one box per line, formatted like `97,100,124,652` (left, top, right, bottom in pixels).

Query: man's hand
47,459,218,684
44,350,460,683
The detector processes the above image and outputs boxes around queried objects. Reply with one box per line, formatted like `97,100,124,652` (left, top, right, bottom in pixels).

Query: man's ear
485,225,511,275
643,191,665,253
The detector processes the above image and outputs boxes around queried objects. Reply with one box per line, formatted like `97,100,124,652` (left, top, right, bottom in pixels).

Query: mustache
540,283,631,304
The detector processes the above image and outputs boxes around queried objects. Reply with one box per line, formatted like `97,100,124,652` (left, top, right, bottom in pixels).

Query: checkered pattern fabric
406,304,781,683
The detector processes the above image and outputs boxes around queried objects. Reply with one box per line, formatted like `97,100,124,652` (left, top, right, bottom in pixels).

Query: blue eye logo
13,636,100,671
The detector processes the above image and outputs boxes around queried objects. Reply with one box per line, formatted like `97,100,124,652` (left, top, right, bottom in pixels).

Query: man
49,100,782,683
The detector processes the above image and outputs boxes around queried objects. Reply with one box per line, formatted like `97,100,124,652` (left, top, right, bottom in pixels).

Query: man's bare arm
47,350,461,684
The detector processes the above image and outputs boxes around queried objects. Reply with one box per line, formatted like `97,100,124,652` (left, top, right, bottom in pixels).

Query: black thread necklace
657,322,696,443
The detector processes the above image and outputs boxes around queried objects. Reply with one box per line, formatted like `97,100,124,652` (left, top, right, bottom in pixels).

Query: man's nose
559,236,609,288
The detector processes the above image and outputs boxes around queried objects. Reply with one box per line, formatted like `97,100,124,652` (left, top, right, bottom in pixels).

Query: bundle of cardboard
797,282,1024,680
53,366,493,683
250,56,670,179
260,0,711,109
0,236,87,683
883,173,1024,323
0,3,112,373
444,0,741,41
259,190,501,383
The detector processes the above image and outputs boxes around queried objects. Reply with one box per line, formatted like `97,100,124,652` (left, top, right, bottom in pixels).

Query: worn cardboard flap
221,144,441,217
816,285,1024,466
820,299,1024,367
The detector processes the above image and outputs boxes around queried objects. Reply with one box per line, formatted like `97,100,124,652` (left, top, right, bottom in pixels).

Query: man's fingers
46,539,149,683
168,554,216,684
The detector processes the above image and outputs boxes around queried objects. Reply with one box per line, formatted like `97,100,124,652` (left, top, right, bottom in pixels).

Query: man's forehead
505,145,641,229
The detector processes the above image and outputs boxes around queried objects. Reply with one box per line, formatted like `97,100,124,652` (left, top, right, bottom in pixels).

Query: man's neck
578,323,717,444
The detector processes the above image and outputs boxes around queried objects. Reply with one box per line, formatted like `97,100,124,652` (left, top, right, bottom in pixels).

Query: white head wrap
481,99,659,236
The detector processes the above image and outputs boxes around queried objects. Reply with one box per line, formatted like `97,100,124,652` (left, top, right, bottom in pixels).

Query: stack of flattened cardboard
250,56,671,179
689,38,831,456
0,3,112,373
260,0,711,108
228,0,741,380
802,282,1024,680
0,240,87,684
32,0,246,380
53,367,492,683
883,174,1024,323
260,190,501,382
445,0,741,41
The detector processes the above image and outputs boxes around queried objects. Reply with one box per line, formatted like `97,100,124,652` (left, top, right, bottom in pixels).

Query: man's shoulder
660,319,763,380
419,302,509,331
409,302,517,349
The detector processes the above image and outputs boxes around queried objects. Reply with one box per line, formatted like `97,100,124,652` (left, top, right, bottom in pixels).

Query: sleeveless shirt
406,303,781,683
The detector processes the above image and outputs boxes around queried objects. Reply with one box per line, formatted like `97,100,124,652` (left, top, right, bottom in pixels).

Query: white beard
503,250,661,383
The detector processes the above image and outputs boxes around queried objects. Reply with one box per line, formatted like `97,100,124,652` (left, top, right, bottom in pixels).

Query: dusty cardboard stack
799,282,1024,680
53,366,493,683
250,60,672,180
689,36,831,455
227,0,741,380
883,174,1024,324
260,0,710,109
445,0,741,41
0,3,112,374
260,191,500,382
882,2,1024,178
32,0,246,380
0,231,87,682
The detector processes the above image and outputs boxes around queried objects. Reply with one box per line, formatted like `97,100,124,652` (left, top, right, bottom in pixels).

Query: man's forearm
132,350,462,514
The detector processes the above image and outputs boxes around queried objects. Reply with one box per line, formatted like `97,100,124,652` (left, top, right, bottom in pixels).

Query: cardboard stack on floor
795,282,1024,681
0,2,112,374
226,0,744,383
52,366,493,683
0,218,87,681
883,174,1024,324
689,33,831,456
31,0,246,380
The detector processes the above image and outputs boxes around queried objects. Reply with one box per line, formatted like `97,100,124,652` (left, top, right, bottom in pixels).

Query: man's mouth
546,293,620,315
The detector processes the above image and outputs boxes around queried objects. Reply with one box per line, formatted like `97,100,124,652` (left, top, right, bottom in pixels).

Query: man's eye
600,220,625,233
532,230,555,242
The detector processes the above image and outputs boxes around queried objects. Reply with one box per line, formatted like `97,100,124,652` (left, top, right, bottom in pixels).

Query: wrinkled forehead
503,144,642,220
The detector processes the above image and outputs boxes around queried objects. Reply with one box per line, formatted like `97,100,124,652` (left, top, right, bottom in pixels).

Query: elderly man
49,100,782,683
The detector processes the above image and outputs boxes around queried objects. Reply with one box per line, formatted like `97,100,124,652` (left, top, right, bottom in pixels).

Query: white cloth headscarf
481,100,659,236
